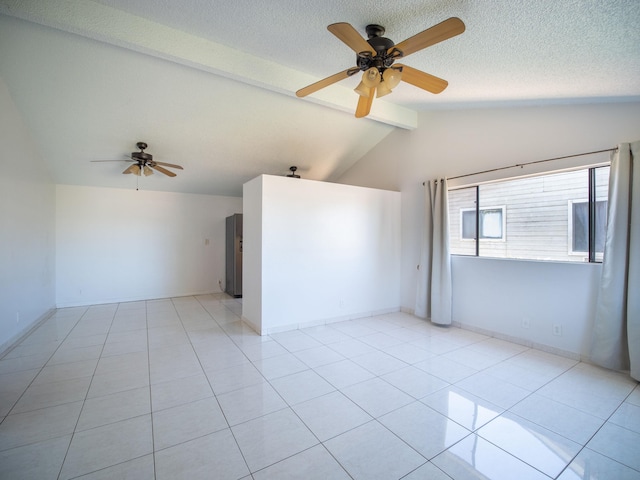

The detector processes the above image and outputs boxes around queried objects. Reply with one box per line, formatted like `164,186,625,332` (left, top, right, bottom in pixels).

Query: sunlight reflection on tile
433,434,550,480
478,413,581,478
422,386,503,431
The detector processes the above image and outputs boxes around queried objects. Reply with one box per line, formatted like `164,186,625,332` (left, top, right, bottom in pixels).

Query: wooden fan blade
395,64,448,94
327,23,375,55
392,17,465,58
151,165,176,177
296,68,353,97
153,161,183,170
122,164,139,175
355,87,375,118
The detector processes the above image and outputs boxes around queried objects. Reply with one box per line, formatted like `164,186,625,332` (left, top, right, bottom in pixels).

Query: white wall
0,76,56,353
339,101,640,358
243,175,401,334
452,256,602,356
56,185,242,306
242,176,263,333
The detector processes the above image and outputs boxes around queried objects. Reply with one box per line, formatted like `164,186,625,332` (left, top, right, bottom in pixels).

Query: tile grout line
456,358,637,479
2,307,90,423
288,316,486,478
56,304,118,480
552,379,640,478
444,354,581,479
186,295,254,477
307,324,581,479
0,308,90,465
193,295,357,477
146,299,158,480
239,314,427,477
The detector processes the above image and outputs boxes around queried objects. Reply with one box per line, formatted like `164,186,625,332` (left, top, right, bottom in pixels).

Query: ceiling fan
296,18,465,118
92,142,184,177
286,166,301,178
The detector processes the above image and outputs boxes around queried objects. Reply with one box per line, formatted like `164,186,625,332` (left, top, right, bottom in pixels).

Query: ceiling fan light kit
354,65,402,98
362,67,381,88
354,80,371,97
122,163,139,175
296,18,465,118
375,80,392,98
383,68,402,89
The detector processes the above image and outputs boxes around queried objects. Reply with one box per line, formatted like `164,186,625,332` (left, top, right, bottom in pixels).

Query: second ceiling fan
92,142,184,177
296,17,465,118
121,142,183,177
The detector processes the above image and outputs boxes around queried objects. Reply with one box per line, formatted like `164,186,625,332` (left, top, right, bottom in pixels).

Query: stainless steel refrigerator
225,214,242,297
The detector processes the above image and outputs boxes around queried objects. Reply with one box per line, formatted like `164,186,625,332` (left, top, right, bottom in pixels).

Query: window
449,166,609,262
461,207,505,240
569,200,607,258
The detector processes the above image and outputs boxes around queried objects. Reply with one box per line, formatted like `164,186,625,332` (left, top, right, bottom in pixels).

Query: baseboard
255,306,402,336
450,320,581,361
56,290,227,308
240,316,261,335
0,308,56,359
400,303,582,362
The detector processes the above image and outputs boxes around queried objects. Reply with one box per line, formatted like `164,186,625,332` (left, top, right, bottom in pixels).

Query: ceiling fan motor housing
357,24,399,72
131,151,153,163
131,142,152,164
365,24,394,52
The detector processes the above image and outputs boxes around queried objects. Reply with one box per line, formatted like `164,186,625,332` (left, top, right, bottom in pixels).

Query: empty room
1,1,639,479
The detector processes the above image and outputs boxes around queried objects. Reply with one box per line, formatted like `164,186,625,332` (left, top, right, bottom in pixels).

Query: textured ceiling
94,0,640,106
1,0,639,196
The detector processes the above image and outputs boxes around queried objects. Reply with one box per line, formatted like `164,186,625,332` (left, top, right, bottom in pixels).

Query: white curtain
591,141,640,381
415,179,452,325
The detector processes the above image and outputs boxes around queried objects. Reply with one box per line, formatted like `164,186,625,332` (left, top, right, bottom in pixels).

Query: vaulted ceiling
1,0,639,196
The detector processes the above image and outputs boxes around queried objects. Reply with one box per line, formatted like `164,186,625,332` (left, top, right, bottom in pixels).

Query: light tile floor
1,294,639,479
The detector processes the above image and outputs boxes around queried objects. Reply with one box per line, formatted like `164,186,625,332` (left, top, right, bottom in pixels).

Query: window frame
567,198,608,257
448,164,609,264
459,205,506,242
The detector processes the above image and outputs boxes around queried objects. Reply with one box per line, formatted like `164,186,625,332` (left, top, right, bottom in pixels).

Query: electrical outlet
552,324,562,336
521,318,530,329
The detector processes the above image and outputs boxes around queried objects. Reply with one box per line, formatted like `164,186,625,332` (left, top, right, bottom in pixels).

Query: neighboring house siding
449,168,609,262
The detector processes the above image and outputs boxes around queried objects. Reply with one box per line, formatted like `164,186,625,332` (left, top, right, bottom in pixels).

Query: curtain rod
422,147,617,185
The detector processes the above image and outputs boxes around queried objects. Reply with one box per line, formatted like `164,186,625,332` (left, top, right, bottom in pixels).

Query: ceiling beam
0,0,418,129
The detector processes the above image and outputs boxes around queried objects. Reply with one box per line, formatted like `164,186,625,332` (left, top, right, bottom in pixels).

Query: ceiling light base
365,25,385,38
364,24,395,56
286,166,301,178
